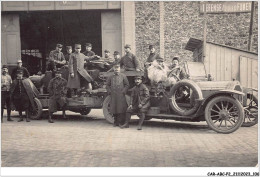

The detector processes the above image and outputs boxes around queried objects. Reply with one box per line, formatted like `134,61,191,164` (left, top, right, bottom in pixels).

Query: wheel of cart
242,92,258,127
102,95,130,123
29,98,43,120
204,96,244,134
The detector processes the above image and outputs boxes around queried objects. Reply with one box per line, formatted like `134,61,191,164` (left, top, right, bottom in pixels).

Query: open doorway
19,10,102,74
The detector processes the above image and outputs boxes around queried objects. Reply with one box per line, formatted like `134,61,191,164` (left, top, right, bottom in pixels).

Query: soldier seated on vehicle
167,56,187,84
107,51,121,72
48,69,68,123
120,76,150,130
47,44,66,71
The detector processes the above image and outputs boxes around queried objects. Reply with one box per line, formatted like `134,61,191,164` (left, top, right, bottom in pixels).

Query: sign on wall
200,1,252,14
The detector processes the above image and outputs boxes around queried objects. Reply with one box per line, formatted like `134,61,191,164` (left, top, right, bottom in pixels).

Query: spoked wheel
242,93,258,127
102,96,115,124
242,106,258,127
29,98,43,120
205,96,244,134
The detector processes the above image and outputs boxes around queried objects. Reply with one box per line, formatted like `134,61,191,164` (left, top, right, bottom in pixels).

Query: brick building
1,1,258,73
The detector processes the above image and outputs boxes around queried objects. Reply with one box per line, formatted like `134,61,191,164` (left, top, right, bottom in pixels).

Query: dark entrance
19,10,102,74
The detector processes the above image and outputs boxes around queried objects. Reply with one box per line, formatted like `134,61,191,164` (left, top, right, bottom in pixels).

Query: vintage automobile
28,60,256,134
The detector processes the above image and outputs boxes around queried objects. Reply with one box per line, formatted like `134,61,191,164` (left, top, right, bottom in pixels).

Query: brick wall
135,1,258,65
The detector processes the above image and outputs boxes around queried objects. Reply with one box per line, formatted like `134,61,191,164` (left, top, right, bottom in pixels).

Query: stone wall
135,1,258,65
135,1,160,66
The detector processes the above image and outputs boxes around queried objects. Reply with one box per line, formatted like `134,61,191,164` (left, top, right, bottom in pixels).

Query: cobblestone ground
1,109,258,167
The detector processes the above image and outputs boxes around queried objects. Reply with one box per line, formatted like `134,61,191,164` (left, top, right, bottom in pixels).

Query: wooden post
248,1,255,51
203,3,207,63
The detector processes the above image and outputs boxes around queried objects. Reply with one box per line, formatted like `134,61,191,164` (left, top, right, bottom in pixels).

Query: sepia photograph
1,0,259,176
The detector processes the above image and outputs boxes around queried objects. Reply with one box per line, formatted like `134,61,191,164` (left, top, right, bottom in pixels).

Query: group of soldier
1,42,187,130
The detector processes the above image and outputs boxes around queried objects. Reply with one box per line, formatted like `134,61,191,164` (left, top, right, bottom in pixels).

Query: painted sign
200,1,252,13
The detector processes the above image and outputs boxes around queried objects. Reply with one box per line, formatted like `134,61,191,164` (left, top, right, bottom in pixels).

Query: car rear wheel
29,98,43,120
205,96,244,134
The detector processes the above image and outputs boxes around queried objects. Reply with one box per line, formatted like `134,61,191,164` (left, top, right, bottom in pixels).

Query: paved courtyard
1,109,258,167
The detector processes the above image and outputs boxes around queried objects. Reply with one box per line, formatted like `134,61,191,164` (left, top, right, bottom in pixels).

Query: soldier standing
1,65,13,122
106,64,129,127
120,44,141,71
64,46,73,65
145,45,161,67
67,44,94,96
48,69,68,123
106,51,121,72
47,44,66,71
83,43,95,57
11,60,30,80
10,70,37,122
121,76,150,130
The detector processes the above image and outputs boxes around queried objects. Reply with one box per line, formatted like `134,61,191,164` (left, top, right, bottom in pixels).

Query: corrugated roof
185,37,258,55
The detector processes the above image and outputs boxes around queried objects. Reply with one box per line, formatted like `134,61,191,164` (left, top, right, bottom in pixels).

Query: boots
120,113,131,128
113,115,119,127
48,113,54,123
7,109,13,121
62,110,67,119
18,111,23,122
137,113,146,130
25,110,30,122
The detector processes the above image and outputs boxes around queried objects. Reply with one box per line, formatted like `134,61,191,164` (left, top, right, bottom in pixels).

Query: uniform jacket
146,53,160,63
120,52,141,71
48,76,68,99
67,52,93,89
10,78,39,111
1,74,12,91
83,50,95,57
64,53,72,65
130,83,150,109
168,66,187,80
11,66,30,80
49,50,66,64
106,73,129,114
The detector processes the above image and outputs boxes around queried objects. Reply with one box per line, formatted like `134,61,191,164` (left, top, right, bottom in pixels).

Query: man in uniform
1,65,13,122
10,70,37,122
67,44,94,96
120,44,141,71
64,46,73,65
11,60,30,80
145,45,161,67
106,64,129,127
83,43,95,57
121,76,150,130
168,56,187,81
104,49,114,64
48,69,68,123
47,44,66,71
107,51,121,72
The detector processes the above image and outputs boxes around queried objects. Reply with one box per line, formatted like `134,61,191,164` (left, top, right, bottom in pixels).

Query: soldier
64,46,73,65
1,65,13,122
120,44,141,71
11,59,30,80
10,70,37,122
145,45,161,67
67,44,94,96
47,44,66,71
104,49,114,64
121,76,150,130
107,51,121,72
168,56,187,81
48,69,68,123
106,64,129,127
83,43,95,57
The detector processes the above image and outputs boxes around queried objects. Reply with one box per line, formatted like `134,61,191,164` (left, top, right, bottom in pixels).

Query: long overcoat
106,73,129,114
67,52,93,89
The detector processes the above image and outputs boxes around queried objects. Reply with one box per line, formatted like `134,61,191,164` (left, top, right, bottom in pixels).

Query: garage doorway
19,10,102,73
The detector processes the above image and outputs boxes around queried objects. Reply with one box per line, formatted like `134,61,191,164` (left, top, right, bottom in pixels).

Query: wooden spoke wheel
205,96,244,134
242,94,258,127
29,98,43,120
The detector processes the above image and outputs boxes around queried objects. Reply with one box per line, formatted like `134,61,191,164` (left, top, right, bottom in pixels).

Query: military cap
17,59,22,63
85,43,92,47
172,56,179,61
124,44,131,49
113,51,120,55
156,57,164,62
17,70,23,74
104,49,110,53
2,65,8,69
56,44,63,48
134,76,142,80
75,44,81,49
113,64,120,68
66,46,72,50
149,45,155,49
